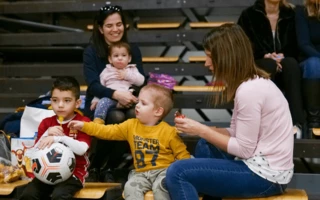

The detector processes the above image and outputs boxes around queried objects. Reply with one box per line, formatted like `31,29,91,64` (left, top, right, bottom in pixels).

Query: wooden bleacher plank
140,189,307,200
124,191,203,200
0,180,29,195
313,128,320,136
189,22,233,28
144,191,154,200
0,180,120,199
80,85,87,92
0,63,211,77
189,56,206,62
137,23,181,29
73,182,121,199
0,93,227,109
223,189,307,200
80,85,225,93
174,85,225,92
87,24,129,30
142,56,179,62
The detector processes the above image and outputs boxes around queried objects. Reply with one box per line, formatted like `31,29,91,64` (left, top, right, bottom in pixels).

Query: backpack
0,130,11,160
0,96,51,138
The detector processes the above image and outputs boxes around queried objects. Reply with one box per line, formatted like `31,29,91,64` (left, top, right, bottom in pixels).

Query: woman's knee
302,57,320,67
281,57,301,75
106,109,126,124
166,160,187,183
300,57,320,78
281,57,298,66
255,58,277,75
194,138,211,158
281,57,300,71
126,108,136,119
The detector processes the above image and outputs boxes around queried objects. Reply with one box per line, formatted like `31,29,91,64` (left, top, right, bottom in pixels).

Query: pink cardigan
227,77,294,170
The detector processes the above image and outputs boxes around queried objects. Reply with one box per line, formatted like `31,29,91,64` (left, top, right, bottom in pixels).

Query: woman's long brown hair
305,0,320,19
203,24,269,106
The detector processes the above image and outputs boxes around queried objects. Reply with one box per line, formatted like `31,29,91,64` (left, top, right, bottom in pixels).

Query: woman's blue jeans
166,139,287,200
300,57,320,79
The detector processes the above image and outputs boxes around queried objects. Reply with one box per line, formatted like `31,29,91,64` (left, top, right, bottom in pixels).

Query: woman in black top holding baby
83,5,145,181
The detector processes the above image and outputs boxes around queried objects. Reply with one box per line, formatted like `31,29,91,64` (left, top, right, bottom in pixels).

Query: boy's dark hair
51,76,80,99
108,41,131,57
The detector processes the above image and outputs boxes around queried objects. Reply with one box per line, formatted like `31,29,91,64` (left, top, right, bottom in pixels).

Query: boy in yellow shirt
69,83,190,200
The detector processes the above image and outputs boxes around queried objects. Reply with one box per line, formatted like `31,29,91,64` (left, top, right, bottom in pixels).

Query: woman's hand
264,53,272,59
270,52,284,72
174,117,206,136
112,90,138,108
68,120,84,131
47,126,64,136
271,52,284,63
90,101,98,111
37,136,54,149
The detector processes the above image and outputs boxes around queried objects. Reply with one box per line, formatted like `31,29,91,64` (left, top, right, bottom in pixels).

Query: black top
295,5,320,60
238,0,298,59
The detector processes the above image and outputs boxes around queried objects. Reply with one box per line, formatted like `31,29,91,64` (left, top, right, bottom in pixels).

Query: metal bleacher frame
2,0,320,199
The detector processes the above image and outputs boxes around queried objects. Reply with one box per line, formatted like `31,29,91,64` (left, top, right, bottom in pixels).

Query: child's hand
90,101,98,111
116,70,126,80
68,120,84,131
37,136,54,149
47,126,64,136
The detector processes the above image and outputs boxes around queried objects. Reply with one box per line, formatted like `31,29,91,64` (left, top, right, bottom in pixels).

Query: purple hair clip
148,72,176,90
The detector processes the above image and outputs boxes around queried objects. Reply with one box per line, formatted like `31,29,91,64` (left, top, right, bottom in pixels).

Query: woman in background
295,0,320,137
238,0,305,137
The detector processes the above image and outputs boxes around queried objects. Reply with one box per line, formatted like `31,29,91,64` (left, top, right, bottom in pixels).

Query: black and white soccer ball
32,143,75,185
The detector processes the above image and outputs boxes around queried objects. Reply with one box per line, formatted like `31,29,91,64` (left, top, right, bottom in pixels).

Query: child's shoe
93,118,105,124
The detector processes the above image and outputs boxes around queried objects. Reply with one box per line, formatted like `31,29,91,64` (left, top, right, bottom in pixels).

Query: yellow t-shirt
82,119,190,172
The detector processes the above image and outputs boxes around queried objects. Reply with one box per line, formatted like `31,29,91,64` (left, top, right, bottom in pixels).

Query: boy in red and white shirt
19,76,91,200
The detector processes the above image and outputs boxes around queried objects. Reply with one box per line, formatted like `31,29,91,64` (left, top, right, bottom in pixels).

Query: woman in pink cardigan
166,24,294,200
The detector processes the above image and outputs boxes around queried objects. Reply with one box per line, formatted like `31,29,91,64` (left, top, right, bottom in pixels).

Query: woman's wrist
198,124,211,138
111,90,118,100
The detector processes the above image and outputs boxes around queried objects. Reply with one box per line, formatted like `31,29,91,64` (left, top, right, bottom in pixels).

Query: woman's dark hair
91,5,128,59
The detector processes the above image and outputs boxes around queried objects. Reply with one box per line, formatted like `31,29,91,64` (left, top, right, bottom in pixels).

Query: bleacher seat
128,189,307,200
137,22,181,29
189,56,206,62
0,180,121,199
189,22,233,28
313,128,320,136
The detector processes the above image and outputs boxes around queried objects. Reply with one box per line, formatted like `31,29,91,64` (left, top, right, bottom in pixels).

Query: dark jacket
238,0,298,60
295,5,320,60
83,43,145,118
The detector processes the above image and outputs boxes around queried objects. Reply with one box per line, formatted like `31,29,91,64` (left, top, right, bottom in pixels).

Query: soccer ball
31,142,76,185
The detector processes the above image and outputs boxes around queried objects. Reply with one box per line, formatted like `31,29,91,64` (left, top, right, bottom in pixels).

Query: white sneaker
293,125,302,139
